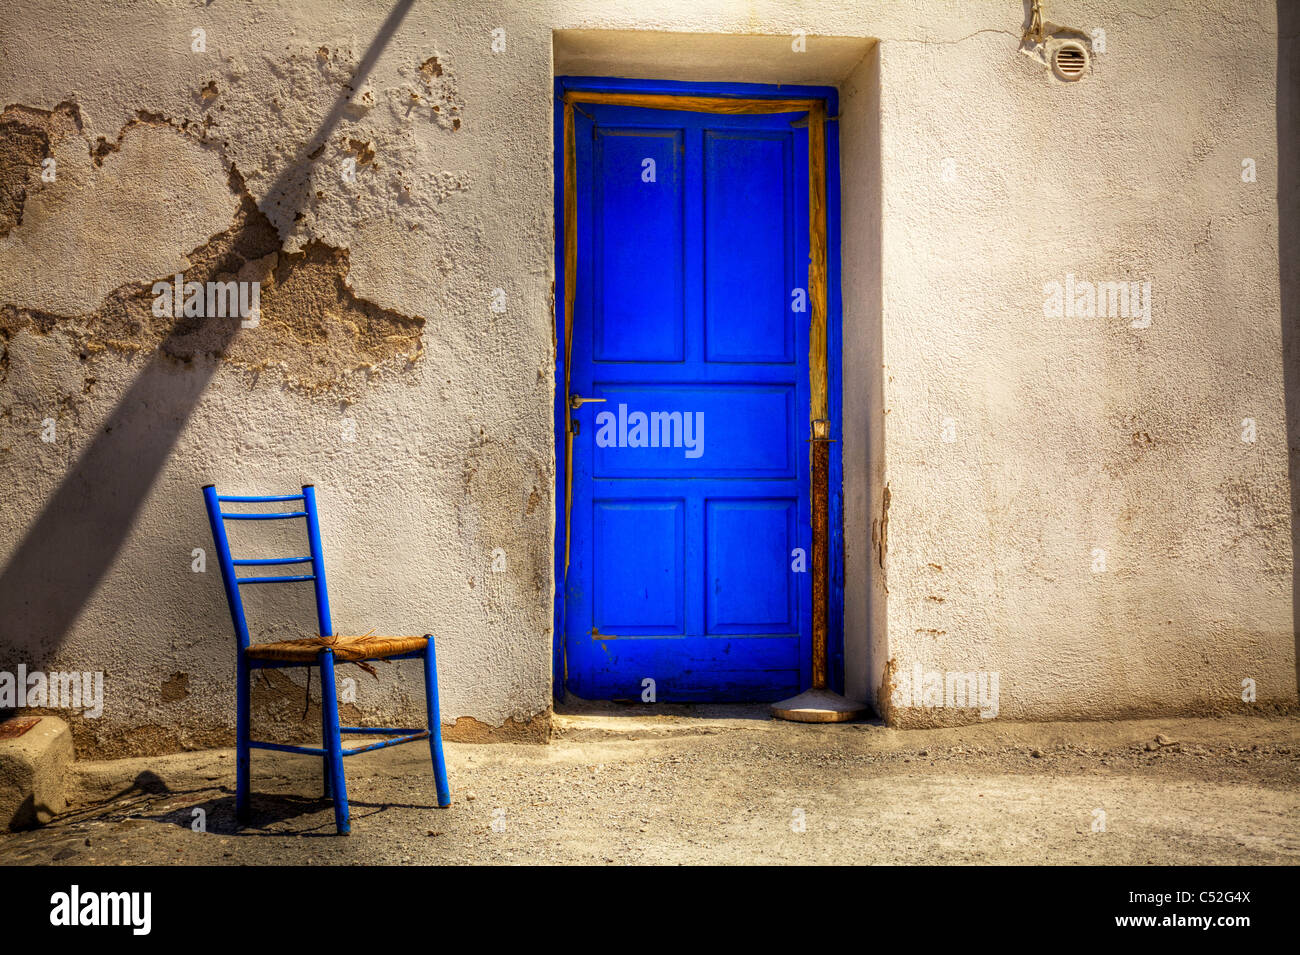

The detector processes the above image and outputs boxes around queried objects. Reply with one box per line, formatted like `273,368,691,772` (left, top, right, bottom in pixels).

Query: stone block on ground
0,716,74,831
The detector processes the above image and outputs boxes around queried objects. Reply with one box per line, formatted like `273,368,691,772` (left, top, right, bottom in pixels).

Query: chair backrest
202,485,333,650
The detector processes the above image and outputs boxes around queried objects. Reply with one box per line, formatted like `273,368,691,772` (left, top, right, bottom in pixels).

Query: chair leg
319,665,332,801
235,658,251,823
319,650,351,835
423,636,451,807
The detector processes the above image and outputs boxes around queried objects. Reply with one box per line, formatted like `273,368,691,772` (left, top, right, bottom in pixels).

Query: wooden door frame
552,75,845,699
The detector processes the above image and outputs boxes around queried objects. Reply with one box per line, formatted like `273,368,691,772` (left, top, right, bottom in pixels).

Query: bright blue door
565,100,812,701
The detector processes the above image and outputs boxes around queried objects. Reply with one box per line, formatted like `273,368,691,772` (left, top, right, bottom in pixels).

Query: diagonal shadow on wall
0,0,415,668
1281,3,1299,698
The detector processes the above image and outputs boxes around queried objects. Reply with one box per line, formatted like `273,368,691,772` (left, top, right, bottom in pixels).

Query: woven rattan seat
244,633,430,663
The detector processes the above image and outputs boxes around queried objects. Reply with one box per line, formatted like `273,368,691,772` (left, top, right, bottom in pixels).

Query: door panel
593,127,685,362
705,498,799,635
703,130,796,364
590,385,795,478
592,499,686,636
566,102,811,701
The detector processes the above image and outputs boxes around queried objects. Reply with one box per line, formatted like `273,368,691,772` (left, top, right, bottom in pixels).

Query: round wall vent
1052,42,1089,81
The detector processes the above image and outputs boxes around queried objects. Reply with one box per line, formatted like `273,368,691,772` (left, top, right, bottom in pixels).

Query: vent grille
1053,44,1088,81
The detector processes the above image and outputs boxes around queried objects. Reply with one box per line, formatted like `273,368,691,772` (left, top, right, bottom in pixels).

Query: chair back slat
220,511,309,520
237,574,317,585
217,494,306,503
202,484,334,651
231,556,313,566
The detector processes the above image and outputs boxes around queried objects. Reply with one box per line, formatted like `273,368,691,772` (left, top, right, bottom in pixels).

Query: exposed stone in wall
0,116,241,315
0,26,479,395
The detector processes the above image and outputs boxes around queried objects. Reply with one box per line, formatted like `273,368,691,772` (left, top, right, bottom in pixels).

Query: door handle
569,394,607,410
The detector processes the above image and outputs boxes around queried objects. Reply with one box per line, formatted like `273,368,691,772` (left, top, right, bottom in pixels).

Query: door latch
569,394,607,410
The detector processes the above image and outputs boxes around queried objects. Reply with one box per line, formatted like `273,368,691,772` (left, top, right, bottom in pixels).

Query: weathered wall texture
0,0,1294,753
867,1,1295,725
0,0,557,755
838,42,886,711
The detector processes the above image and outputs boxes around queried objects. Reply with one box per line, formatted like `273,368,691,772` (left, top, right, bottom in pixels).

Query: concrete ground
1,708,1297,865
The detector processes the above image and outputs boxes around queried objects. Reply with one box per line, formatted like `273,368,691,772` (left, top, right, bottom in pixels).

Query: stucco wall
870,2,1294,723
0,0,559,755
839,42,886,708
0,0,1294,754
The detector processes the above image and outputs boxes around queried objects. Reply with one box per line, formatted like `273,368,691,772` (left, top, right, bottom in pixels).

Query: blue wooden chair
202,484,450,835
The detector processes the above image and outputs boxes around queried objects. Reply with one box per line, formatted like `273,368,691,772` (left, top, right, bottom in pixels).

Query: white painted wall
0,1,1292,755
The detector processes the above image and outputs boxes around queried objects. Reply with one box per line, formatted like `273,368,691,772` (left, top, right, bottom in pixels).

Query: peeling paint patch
0,101,82,236
443,713,552,744
1,115,239,313
418,55,444,80
877,657,899,725
0,164,425,394
345,137,376,168
89,109,179,167
160,673,190,703
405,52,463,130
872,482,891,571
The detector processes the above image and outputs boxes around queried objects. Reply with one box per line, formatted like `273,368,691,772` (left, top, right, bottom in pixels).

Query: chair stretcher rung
237,574,316,584
342,731,429,756
340,727,427,734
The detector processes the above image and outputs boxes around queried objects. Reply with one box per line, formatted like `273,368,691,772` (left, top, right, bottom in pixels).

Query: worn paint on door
564,99,813,701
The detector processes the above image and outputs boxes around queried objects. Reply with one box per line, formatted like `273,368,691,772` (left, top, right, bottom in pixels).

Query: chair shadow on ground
77,769,442,838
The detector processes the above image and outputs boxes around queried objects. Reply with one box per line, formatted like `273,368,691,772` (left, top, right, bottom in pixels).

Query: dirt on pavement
1,707,1296,865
